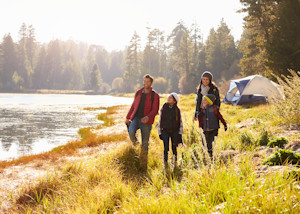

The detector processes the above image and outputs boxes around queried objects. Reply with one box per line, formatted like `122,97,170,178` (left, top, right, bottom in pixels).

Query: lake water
0,94,133,161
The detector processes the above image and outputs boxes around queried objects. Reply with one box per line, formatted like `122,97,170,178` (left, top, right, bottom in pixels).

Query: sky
0,0,247,52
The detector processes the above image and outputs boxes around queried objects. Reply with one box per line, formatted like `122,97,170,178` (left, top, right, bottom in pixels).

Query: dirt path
0,105,130,213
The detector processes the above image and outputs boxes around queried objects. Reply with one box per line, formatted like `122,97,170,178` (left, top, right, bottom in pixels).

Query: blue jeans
161,130,178,162
128,118,152,153
203,129,218,157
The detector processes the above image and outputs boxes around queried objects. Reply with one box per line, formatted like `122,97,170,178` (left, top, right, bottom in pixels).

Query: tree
153,77,168,93
177,30,196,94
266,0,300,76
45,40,64,89
205,28,222,80
61,40,84,89
89,63,102,91
0,34,18,90
167,21,187,92
205,20,239,82
26,24,36,85
123,31,141,92
33,46,47,89
112,77,124,92
17,23,31,88
108,51,125,84
142,28,167,79
238,0,278,77
191,21,204,83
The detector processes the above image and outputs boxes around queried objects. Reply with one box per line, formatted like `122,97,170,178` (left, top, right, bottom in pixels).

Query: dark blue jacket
200,105,227,131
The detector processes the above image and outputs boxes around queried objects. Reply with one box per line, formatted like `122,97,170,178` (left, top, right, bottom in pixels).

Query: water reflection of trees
0,107,100,158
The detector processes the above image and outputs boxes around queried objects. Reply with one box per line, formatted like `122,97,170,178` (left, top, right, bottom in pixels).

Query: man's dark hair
144,74,154,83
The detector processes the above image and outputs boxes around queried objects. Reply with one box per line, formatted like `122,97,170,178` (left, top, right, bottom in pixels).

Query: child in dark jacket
199,94,227,158
158,92,183,170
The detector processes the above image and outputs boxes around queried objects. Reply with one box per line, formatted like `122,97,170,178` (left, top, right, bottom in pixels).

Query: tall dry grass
271,69,300,126
6,92,300,213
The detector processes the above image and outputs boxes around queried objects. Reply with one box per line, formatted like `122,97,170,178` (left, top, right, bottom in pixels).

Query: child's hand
224,126,228,131
159,135,163,140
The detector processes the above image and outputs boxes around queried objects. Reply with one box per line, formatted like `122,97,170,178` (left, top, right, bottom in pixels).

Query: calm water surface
0,94,132,161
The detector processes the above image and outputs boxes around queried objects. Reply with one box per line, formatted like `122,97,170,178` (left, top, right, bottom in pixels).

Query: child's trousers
203,129,218,157
161,130,178,162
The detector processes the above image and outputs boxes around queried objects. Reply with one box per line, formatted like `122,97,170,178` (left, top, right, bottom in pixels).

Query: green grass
9,94,300,213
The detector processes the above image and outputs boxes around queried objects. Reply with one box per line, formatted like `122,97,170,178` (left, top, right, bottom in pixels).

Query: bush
258,129,270,146
112,77,124,92
153,77,168,93
264,149,300,166
100,82,111,94
287,169,300,181
271,70,300,126
239,132,254,146
268,137,288,148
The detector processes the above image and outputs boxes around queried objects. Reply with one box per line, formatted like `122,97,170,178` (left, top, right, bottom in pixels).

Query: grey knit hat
201,71,213,82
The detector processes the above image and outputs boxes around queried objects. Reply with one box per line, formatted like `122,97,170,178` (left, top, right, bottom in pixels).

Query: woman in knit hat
194,71,220,126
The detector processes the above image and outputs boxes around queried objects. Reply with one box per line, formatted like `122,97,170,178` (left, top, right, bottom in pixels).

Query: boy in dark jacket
158,92,183,170
199,94,227,158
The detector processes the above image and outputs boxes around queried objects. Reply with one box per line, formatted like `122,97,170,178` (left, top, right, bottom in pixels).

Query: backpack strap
151,90,155,104
136,90,155,105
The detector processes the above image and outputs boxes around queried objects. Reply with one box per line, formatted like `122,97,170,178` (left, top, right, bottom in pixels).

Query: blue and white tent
223,75,283,106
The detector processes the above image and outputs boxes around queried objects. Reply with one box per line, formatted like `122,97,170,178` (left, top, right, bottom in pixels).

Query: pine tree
123,31,141,92
177,30,195,94
238,0,278,77
205,20,239,82
266,0,300,76
167,21,187,92
89,63,102,91
0,34,18,90
33,46,47,89
45,40,64,89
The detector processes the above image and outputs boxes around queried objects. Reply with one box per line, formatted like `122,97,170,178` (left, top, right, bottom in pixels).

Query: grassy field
3,92,300,213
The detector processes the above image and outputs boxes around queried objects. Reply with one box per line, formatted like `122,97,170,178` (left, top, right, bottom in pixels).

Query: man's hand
125,119,130,125
141,116,149,124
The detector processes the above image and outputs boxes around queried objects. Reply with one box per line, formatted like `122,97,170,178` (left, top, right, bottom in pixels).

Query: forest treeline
0,0,299,94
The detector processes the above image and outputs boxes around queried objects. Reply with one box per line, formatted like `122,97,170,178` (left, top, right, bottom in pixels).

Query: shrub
153,77,168,93
100,82,111,94
112,77,124,92
239,132,254,147
264,149,300,166
271,70,300,126
258,129,270,146
268,137,288,148
287,169,300,181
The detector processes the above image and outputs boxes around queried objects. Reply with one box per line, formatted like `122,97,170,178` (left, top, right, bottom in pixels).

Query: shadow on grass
164,165,184,183
114,145,150,183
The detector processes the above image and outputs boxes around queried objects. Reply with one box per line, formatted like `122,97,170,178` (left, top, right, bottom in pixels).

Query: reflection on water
0,94,132,161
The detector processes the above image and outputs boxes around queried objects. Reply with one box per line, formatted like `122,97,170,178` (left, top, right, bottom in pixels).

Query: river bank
0,105,131,213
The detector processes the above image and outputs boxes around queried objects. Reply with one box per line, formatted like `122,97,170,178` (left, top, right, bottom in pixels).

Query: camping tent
223,75,283,105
